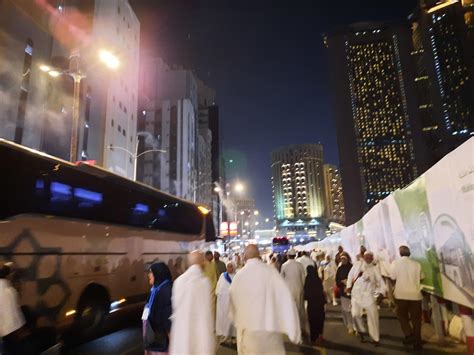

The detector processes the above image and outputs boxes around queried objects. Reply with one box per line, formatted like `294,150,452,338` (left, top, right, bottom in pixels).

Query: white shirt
322,260,337,281
229,258,301,344
296,255,315,275
347,262,385,307
390,257,424,301
0,279,26,337
281,259,305,296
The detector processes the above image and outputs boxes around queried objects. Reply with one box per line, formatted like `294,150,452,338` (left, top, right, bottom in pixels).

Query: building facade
323,164,346,225
84,0,140,179
196,79,217,208
271,144,327,240
0,0,67,151
137,57,198,201
325,22,428,225
410,0,473,160
0,0,140,181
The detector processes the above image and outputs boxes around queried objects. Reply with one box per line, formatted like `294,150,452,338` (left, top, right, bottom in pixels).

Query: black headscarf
149,262,172,286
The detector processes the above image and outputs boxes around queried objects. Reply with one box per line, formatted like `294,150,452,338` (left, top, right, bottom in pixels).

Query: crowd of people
141,243,424,354
0,244,424,354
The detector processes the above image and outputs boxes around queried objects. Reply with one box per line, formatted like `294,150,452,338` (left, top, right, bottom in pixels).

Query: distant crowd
140,243,424,354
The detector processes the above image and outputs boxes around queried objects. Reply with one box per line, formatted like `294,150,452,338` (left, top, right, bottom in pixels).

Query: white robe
346,262,385,342
229,258,301,354
280,259,306,332
216,272,236,337
169,265,215,355
0,279,25,337
296,255,315,275
280,259,305,302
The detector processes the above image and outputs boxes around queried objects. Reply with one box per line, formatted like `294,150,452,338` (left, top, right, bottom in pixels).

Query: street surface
66,305,466,355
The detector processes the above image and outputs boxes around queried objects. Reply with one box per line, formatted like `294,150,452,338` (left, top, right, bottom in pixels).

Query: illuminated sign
229,222,238,236
220,222,229,236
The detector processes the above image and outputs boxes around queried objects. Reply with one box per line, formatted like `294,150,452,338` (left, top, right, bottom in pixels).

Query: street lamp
99,50,120,70
39,49,120,163
108,144,166,181
265,218,270,223
253,210,259,216
234,182,245,193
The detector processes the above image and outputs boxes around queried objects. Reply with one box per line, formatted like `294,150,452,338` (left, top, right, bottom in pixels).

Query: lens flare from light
99,50,120,70
48,70,61,77
40,65,51,72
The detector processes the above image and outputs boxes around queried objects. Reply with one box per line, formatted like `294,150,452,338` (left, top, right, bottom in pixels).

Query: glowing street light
39,65,51,72
255,221,259,226
39,48,120,162
48,70,61,78
253,210,259,216
265,218,270,223
99,49,120,70
234,182,245,193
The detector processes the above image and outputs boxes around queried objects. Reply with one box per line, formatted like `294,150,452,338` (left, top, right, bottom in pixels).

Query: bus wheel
74,285,109,337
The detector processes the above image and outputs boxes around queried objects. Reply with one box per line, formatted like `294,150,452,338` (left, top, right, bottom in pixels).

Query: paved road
66,305,466,355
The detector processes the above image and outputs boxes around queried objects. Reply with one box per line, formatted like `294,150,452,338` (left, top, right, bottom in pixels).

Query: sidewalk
217,304,467,355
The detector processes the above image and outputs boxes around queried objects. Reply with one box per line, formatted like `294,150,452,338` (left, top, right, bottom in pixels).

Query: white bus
0,139,215,336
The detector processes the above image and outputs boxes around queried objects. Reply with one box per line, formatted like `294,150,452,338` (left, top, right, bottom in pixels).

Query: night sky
131,0,417,220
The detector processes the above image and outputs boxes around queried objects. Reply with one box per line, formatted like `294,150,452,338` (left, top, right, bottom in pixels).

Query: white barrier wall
321,138,474,308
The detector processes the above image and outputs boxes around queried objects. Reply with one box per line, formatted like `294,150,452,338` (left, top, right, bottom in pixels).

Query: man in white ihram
216,261,237,342
281,248,306,336
169,250,215,355
346,251,385,346
230,244,301,355
296,251,315,275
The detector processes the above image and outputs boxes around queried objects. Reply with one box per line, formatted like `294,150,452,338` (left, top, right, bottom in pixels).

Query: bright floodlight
213,186,221,192
253,210,259,216
99,50,120,70
265,218,270,223
234,182,244,193
48,70,61,77
39,65,51,72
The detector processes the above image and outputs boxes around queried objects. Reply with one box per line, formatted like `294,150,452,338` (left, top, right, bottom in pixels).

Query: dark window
123,129,126,137
118,124,121,132
119,101,122,109
15,38,33,144
0,141,212,237
111,119,114,127
118,5,120,14
124,106,127,113
82,86,92,156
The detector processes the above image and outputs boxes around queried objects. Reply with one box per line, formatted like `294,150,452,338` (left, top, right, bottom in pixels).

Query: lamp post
107,144,166,181
40,49,120,162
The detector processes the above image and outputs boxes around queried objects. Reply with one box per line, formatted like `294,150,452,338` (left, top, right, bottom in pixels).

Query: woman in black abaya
304,265,326,344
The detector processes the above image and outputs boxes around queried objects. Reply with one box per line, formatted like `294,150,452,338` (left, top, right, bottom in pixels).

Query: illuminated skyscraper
271,144,327,240
410,0,473,158
325,22,427,225
323,164,345,225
